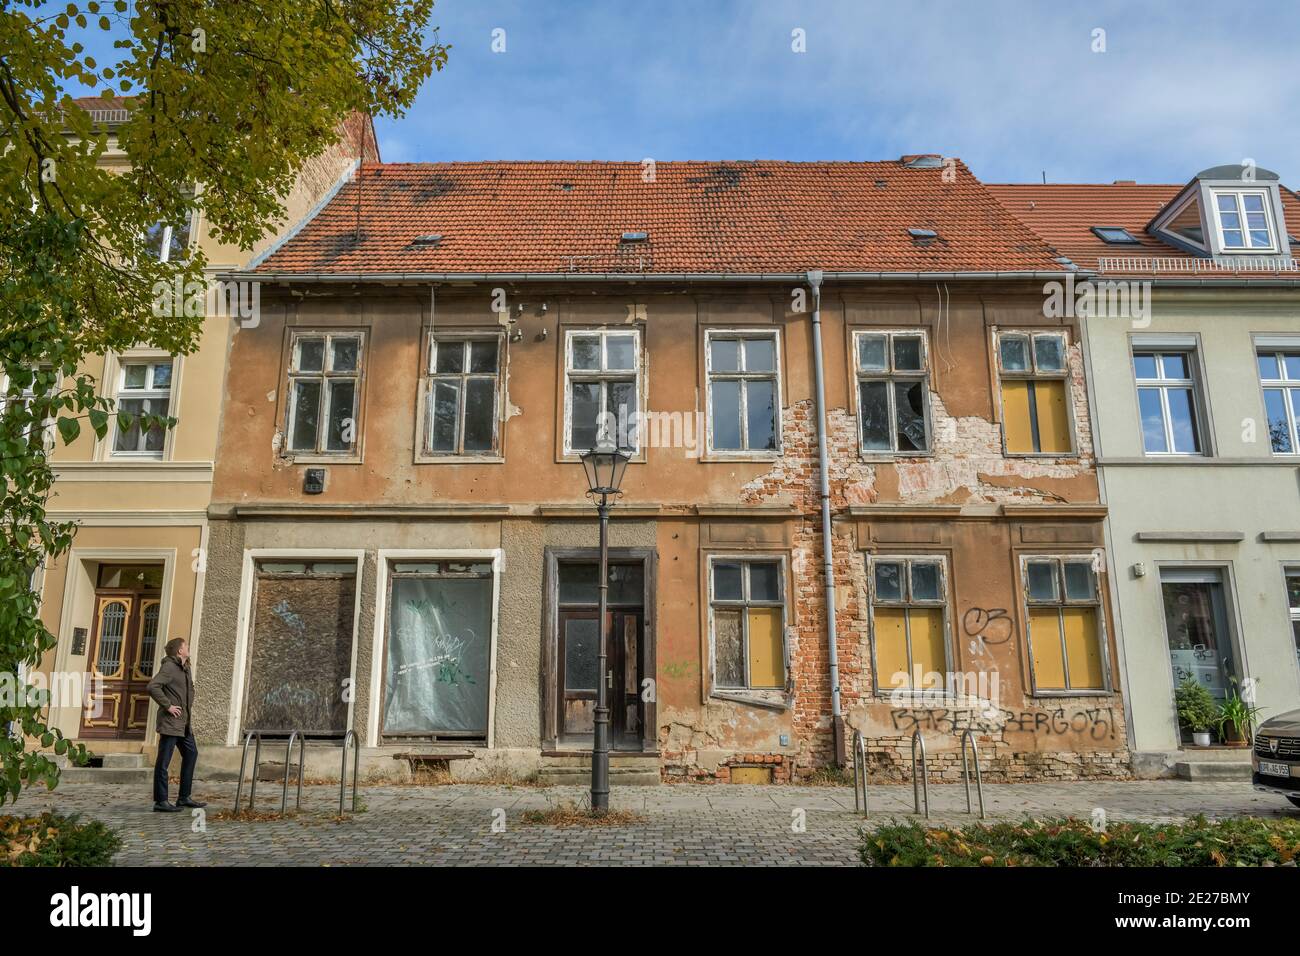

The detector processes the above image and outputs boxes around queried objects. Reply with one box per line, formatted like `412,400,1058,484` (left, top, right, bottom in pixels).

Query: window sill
282,454,363,465
1003,452,1080,460
859,451,934,462
700,451,781,463
710,689,790,711
106,453,166,462
415,455,505,465
1028,689,1114,699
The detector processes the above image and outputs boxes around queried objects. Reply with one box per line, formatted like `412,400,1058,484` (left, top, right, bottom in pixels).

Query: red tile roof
255,160,1065,276
988,182,1300,277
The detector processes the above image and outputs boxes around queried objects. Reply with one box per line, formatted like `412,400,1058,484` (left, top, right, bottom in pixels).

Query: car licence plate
1259,760,1292,778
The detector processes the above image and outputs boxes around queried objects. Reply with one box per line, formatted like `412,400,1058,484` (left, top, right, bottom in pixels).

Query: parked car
1253,708,1300,808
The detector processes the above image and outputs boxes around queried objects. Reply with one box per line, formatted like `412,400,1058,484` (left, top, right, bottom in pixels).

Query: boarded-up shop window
245,561,357,734
383,561,493,739
869,557,949,692
997,332,1072,454
1024,557,1106,692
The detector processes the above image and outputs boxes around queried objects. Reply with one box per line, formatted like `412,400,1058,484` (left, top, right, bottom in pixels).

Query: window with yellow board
1024,556,1107,693
870,557,949,693
997,331,1073,454
710,558,787,691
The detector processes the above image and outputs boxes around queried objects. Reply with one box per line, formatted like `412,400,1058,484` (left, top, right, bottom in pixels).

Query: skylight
1213,189,1276,251
620,231,649,242
907,228,938,240
1091,226,1139,244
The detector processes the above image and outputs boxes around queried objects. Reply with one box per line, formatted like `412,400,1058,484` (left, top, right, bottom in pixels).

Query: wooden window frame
852,329,932,457
707,554,790,697
283,329,366,461
995,330,1076,457
703,328,782,458
418,332,506,462
1022,554,1111,696
561,327,642,457
867,555,952,695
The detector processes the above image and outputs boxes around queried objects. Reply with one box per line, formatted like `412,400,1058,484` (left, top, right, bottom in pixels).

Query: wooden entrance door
80,590,161,739
558,609,644,748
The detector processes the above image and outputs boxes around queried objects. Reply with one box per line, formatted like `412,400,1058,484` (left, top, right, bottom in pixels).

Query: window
424,337,502,456
869,557,949,692
1287,572,1300,669
706,330,779,453
1133,351,1202,455
144,216,193,263
1,366,57,448
111,359,173,456
854,330,929,453
285,332,363,456
1257,349,1300,454
383,560,494,739
709,558,786,692
1024,557,1106,692
997,331,1072,454
1091,226,1139,244
564,328,640,454
1212,190,1276,251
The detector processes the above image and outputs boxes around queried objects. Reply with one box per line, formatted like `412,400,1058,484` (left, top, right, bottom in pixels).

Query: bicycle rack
911,728,929,818
851,730,868,816
339,729,360,815
234,729,307,815
959,728,986,819
281,730,307,815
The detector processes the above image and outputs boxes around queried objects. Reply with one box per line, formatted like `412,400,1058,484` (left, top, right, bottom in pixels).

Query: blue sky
53,1,1300,185
378,0,1300,185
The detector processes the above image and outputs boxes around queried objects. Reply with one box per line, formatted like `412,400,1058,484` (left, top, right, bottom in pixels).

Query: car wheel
1289,796,1300,809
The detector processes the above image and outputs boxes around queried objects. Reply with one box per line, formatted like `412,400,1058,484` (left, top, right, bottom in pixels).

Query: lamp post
579,440,631,813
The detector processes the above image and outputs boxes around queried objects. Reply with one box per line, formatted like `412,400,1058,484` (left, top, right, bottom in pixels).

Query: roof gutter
805,269,844,765
220,269,1080,284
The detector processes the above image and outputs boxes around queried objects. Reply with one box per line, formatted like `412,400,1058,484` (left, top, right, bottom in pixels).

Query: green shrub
862,816,1300,867
1,812,121,867
1175,678,1219,733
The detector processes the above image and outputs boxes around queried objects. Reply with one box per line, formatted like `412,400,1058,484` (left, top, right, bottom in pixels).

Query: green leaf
56,417,79,444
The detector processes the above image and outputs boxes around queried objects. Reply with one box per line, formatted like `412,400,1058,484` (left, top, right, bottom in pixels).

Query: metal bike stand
959,728,986,819
911,728,929,818
234,730,263,812
339,729,360,815
852,730,869,816
282,730,307,815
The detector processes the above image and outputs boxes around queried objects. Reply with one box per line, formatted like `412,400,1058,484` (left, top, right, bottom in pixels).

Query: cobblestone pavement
11,780,1296,866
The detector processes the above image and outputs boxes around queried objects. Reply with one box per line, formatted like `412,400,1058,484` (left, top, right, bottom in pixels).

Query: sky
52,0,1300,186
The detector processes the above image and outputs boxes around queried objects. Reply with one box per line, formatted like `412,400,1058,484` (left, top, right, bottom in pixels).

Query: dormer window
1213,190,1276,251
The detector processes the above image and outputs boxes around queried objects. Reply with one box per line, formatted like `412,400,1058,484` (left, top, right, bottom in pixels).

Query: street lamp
579,440,631,812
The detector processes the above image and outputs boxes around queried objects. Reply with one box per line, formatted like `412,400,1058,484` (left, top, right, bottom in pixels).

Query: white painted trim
367,548,504,749
45,511,208,526
52,461,214,482
226,548,366,747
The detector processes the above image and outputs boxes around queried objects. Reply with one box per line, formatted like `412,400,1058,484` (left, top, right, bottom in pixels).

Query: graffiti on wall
889,705,1117,741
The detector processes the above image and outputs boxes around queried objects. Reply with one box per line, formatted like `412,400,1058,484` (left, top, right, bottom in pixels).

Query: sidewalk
10,780,1295,866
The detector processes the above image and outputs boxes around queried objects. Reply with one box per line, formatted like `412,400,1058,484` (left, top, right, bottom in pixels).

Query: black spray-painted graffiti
890,705,1116,741
962,607,1014,661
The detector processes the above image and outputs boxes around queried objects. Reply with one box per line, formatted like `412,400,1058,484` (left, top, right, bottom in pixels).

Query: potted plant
1214,675,1262,747
1175,678,1218,747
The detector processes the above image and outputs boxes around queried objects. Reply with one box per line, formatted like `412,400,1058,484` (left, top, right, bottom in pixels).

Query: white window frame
1,366,58,450
1285,568,1300,673
420,333,505,461
852,329,932,456
706,554,790,699
284,330,365,459
1211,188,1279,253
704,328,782,457
1133,349,1204,457
1257,347,1300,455
1022,554,1110,696
144,211,195,264
109,358,175,459
867,555,951,695
562,327,642,457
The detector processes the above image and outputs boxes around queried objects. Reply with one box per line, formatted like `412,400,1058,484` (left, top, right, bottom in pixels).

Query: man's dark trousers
154,731,198,804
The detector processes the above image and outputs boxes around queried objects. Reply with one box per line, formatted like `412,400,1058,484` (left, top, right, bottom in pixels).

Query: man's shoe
153,802,182,812
176,798,207,809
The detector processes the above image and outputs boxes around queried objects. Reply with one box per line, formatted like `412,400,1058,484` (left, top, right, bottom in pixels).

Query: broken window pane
874,562,903,601
246,568,356,734
894,380,927,451
714,609,744,688
745,380,776,450
383,574,491,735
911,562,942,601
462,378,495,451
711,380,741,450
859,380,890,450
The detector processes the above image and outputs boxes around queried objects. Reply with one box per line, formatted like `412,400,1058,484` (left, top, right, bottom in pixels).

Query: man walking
146,638,206,812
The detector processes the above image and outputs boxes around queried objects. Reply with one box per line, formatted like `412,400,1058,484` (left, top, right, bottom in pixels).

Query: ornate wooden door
80,591,161,739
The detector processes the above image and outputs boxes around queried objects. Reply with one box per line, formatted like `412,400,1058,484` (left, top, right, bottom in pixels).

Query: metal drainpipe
806,270,843,763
